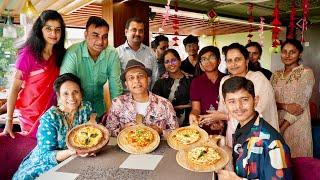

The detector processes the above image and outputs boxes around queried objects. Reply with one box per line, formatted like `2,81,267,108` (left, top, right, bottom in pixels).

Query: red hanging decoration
247,3,254,43
287,1,296,39
271,0,281,47
159,0,171,33
300,0,309,42
172,0,179,46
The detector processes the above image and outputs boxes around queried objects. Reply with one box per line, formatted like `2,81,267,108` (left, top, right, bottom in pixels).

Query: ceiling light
20,0,38,25
3,10,17,38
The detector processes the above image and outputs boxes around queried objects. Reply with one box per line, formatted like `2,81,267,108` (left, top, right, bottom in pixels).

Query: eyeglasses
200,55,217,63
164,58,179,65
43,25,61,34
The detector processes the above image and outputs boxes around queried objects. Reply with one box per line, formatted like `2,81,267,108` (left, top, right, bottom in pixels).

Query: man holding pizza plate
217,77,292,180
105,59,179,138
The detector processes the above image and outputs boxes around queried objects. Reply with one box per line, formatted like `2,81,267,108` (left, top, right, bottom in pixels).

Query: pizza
187,146,221,165
66,123,110,154
176,141,229,172
167,125,208,150
117,124,160,154
172,128,201,145
126,127,154,147
72,126,103,148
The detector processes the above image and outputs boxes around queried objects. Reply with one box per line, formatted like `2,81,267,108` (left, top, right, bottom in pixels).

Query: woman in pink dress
271,39,315,157
0,10,66,138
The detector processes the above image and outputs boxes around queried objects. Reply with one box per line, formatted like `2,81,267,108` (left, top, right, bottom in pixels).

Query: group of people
0,9,315,180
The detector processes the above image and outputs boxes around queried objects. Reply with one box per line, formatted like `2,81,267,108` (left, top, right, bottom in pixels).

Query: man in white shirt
117,17,158,88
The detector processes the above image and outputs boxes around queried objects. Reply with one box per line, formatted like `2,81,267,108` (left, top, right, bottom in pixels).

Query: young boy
217,76,292,180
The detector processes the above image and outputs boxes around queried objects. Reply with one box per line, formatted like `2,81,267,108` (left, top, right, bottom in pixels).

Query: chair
292,157,320,180
0,133,37,180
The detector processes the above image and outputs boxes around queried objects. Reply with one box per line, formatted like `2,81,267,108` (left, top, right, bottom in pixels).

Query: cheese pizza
167,125,208,150
66,123,110,154
187,146,221,165
172,128,201,145
126,128,154,147
72,126,103,148
117,124,160,154
176,140,229,172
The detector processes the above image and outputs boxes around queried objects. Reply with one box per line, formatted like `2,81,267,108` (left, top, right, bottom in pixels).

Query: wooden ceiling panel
150,13,264,36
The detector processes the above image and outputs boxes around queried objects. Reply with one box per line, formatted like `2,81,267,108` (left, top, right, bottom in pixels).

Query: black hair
245,41,262,56
222,76,255,99
54,73,83,94
86,16,109,30
24,10,66,67
183,35,199,46
226,43,249,60
222,46,228,55
151,40,156,49
125,17,144,29
281,39,303,53
154,35,169,47
198,46,221,61
162,49,181,62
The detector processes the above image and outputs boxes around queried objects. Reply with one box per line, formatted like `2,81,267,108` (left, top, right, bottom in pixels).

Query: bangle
5,116,13,121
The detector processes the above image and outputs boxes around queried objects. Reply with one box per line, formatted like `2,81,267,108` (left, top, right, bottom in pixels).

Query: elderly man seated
105,59,179,137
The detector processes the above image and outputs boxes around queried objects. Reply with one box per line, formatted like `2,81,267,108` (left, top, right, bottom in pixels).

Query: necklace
58,107,76,130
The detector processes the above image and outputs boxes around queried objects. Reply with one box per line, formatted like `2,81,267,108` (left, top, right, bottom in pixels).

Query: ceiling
1,0,319,36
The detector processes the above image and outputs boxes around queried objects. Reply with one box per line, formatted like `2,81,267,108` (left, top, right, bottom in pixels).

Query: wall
215,30,272,70
301,23,320,113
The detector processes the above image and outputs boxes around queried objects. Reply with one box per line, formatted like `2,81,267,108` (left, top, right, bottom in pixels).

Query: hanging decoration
247,3,254,43
258,17,265,47
207,8,218,25
172,0,179,46
287,1,296,39
159,0,171,33
300,0,309,42
271,0,281,47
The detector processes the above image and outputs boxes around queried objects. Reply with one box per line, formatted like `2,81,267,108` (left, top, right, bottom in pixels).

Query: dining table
38,137,218,180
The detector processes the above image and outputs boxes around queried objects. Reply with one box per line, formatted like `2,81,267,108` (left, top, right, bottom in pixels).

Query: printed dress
233,115,292,179
271,65,315,157
13,101,93,180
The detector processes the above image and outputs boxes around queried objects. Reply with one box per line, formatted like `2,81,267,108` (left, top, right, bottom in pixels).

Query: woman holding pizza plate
13,73,97,179
197,43,279,147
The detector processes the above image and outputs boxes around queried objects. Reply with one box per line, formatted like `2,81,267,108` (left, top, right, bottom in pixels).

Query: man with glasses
152,35,169,77
189,46,225,135
117,17,158,88
181,35,200,76
245,41,272,79
105,59,178,137
60,16,123,119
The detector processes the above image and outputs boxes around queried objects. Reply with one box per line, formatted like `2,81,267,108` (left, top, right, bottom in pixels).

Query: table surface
53,138,216,180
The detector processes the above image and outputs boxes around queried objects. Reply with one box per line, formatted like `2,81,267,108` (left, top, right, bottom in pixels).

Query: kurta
61,41,123,117
13,101,93,180
218,71,279,147
271,65,314,157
